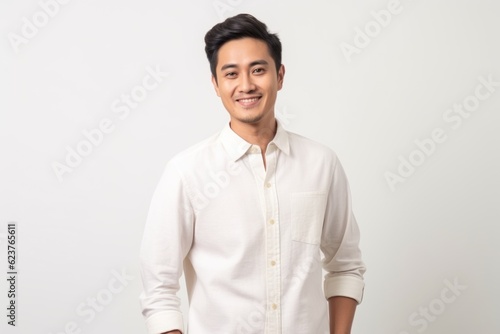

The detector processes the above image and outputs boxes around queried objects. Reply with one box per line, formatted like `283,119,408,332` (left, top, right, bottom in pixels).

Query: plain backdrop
1,0,499,333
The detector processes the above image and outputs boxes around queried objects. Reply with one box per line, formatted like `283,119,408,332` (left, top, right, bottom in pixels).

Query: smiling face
212,37,285,129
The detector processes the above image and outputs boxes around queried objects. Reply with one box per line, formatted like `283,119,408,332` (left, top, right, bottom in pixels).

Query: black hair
204,13,282,81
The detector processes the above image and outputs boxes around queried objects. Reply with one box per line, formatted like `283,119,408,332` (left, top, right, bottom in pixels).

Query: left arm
321,154,366,333
328,296,357,334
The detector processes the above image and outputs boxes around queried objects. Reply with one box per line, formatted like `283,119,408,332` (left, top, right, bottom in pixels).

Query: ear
277,64,285,91
211,75,221,97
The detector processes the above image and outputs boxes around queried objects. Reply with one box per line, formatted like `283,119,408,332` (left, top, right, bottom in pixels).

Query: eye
253,67,265,74
225,72,237,78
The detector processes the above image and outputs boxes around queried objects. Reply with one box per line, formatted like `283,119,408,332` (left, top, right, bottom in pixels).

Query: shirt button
269,219,275,225
265,182,272,188
272,303,278,310
270,260,276,266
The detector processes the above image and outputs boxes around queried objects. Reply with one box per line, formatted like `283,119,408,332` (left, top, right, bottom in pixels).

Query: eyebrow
220,59,269,71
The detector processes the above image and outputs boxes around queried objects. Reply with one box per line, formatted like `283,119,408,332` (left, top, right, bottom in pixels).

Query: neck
229,116,277,154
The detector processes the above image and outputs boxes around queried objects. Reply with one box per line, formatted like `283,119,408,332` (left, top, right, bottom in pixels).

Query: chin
236,113,265,124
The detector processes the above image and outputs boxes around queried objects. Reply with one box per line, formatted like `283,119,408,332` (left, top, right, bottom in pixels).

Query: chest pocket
290,192,327,245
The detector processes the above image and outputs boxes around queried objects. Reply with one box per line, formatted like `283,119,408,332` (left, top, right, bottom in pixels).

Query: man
139,13,366,334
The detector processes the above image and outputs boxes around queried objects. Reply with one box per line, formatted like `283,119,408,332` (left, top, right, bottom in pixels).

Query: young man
139,14,366,334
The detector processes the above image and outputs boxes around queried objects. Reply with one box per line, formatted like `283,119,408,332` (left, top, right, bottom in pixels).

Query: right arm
139,160,194,334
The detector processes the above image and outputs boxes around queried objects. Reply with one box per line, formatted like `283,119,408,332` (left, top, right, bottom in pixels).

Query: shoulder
168,130,221,170
286,129,339,166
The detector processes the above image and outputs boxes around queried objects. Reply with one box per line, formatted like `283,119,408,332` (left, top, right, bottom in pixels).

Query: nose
238,73,256,93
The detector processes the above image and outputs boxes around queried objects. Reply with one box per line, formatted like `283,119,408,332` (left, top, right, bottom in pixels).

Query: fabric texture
139,120,366,334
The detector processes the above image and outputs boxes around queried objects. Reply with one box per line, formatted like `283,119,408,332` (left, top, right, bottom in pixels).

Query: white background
1,0,499,333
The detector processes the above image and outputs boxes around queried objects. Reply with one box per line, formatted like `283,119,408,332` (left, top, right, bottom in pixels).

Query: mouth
235,96,262,108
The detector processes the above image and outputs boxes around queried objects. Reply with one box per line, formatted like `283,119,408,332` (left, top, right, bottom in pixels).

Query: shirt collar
219,118,290,162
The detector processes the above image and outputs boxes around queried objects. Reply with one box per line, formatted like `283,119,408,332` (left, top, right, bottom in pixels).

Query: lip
235,96,262,108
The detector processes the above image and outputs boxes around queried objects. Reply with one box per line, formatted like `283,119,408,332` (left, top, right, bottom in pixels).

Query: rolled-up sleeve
139,159,194,334
321,155,366,304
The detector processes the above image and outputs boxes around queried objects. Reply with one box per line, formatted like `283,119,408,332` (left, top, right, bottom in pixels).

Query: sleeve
321,154,366,304
139,159,194,333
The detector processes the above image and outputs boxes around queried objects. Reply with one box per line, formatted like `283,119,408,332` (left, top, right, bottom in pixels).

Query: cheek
263,82,278,98
221,83,236,97
262,78,278,91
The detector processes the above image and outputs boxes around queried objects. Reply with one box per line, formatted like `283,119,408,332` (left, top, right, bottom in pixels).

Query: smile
236,96,262,107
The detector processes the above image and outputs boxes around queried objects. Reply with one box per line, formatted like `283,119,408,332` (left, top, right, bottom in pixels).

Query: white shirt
139,120,366,334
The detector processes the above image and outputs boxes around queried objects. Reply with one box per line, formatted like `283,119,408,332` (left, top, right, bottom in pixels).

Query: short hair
204,13,282,81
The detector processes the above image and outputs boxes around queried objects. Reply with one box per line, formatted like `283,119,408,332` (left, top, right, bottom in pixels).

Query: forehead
217,37,273,69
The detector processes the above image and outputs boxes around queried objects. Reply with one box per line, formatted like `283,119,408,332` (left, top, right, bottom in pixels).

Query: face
212,37,285,127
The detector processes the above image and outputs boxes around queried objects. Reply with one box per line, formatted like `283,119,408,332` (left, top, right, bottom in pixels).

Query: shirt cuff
145,310,184,334
324,275,365,304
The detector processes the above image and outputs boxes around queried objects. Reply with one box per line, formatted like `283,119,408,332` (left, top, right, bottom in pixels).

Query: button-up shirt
139,120,366,334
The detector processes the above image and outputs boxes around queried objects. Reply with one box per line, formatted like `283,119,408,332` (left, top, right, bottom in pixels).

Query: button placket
247,143,281,333
263,148,281,333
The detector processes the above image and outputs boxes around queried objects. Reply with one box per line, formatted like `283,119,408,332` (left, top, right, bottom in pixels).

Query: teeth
239,97,259,103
